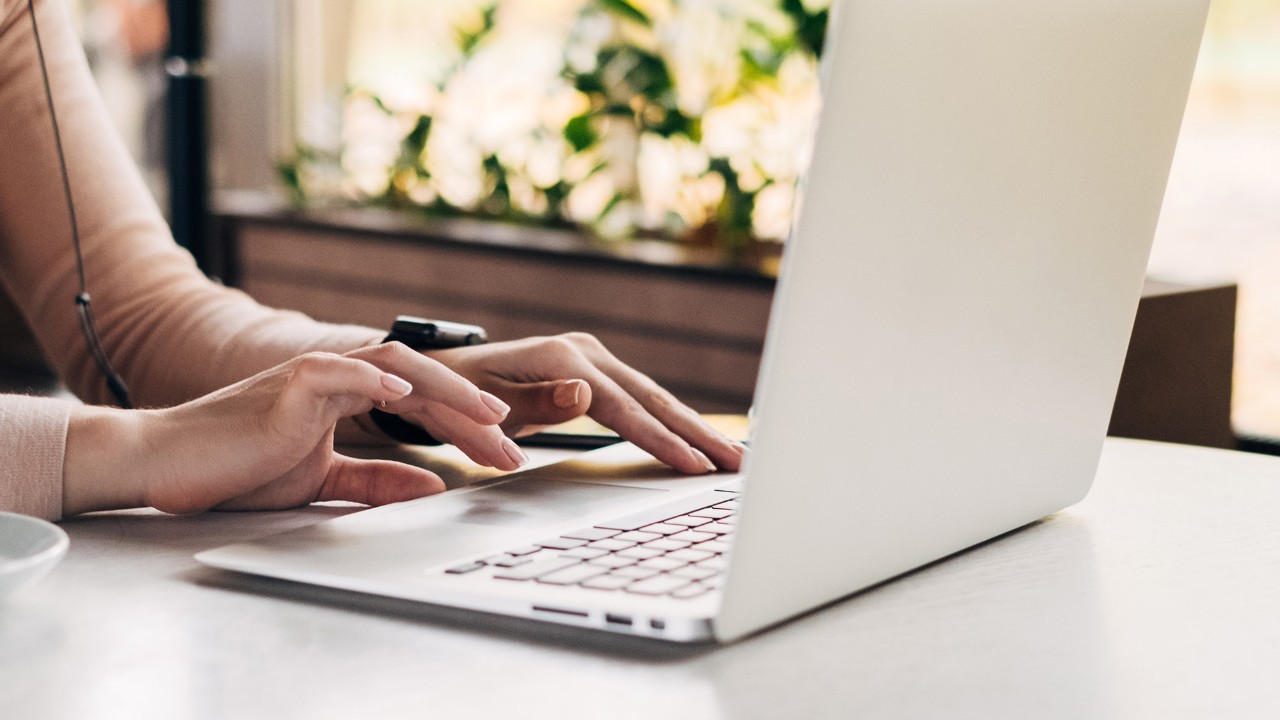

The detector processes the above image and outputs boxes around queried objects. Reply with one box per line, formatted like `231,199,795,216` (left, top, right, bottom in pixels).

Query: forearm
0,0,388,417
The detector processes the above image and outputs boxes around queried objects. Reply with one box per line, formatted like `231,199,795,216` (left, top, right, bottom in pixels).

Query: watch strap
368,404,442,446
367,316,487,445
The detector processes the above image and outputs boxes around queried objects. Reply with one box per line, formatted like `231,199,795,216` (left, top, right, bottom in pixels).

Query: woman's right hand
62,344,523,515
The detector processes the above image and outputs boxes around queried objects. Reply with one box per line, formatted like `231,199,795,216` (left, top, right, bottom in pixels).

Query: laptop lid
715,0,1209,641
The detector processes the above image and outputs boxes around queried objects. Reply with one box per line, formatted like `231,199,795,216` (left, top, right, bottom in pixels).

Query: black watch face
389,318,487,349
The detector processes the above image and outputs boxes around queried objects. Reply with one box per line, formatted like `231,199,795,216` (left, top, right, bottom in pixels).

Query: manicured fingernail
690,448,716,473
502,437,530,468
553,379,585,409
381,374,413,396
481,392,510,417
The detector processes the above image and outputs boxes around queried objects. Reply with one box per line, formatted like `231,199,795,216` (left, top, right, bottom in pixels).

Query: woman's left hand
425,333,747,475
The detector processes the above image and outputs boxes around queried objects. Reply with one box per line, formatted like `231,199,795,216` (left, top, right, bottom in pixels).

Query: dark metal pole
164,0,211,272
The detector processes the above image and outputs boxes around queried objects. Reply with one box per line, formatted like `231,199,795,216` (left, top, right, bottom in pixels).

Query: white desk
3,438,1280,719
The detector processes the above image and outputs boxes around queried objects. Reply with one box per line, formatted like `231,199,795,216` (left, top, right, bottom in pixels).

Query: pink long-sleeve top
1,0,384,519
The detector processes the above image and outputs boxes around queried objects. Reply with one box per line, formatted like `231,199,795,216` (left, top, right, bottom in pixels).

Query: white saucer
0,511,69,600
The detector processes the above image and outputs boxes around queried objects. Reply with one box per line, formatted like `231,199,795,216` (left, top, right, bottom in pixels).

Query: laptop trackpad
449,478,663,528
195,478,669,581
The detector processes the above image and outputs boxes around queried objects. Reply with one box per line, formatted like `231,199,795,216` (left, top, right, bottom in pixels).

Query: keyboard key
671,565,719,581
667,548,715,563
490,554,534,568
506,545,543,556
581,575,634,591
537,537,588,551
614,530,663,543
537,563,608,586
444,562,486,575
639,523,685,536
625,575,692,596
616,546,665,560
611,566,660,580
667,516,712,528
588,555,638,570
644,539,692,552
672,583,713,599
696,556,727,572
697,540,731,554
562,527,619,541
588,539,636,551
713,499,741,510
595,491,736,531
638,557,687,572
690,508,733,520
669,530,717,544
559,547,610,560
493,557,580,581
699,522,735,535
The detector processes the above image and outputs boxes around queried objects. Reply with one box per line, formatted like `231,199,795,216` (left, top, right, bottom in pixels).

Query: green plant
279,0,829,259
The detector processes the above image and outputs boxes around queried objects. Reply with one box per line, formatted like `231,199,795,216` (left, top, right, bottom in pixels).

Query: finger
492,378,593,433
593,362,745,471
575,368,717,475
317,454,447,506
275,353,413,429
347,343,510,424
410,403,529,471
550,339,741,470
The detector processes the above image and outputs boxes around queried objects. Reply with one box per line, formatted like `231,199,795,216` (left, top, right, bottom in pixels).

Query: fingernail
481,392,511,417
690,448,716,473
502,437,530,468
553,380,585,409
380,373,413,397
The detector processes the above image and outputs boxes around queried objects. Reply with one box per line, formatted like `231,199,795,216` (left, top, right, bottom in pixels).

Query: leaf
564,113,598,152
598,191,626,221
456,4,500,56
602,46,673,98
781,0,829,57
404,115,432,155
596,0,652,27
646,108,700,140
277,162,306,206
568,68,607,97
368,93,396,116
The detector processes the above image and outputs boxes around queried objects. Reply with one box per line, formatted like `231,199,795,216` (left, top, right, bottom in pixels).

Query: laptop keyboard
442,490,738,600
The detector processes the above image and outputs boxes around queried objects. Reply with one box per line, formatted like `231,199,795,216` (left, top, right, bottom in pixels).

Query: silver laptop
197,0,1210,643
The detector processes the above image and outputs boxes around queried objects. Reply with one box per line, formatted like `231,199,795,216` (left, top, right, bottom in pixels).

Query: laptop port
605,613,632,627
650,619,666,631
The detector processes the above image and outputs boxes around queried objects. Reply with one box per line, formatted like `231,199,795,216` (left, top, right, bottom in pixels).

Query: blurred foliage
279,0,829,260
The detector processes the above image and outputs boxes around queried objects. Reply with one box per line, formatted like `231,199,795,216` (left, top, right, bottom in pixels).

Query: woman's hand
426,333,747,475
63,345,521,515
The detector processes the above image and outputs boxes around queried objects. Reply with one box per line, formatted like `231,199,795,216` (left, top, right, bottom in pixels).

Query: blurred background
70,0,1280,437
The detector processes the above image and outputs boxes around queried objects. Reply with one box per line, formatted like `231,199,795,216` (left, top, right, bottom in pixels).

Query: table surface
3,438,1280,720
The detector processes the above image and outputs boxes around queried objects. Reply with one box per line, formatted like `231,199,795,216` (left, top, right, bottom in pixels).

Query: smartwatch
368,316,489,445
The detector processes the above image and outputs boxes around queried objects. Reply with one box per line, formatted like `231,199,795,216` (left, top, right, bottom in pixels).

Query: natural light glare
289,0,825,249
1148,0,1280,436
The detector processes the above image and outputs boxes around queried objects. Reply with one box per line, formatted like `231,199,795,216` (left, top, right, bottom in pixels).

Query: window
1147,0,1280,437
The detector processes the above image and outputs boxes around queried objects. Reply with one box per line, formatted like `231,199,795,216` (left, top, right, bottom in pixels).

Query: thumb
318,454,446,506
498,378,592,431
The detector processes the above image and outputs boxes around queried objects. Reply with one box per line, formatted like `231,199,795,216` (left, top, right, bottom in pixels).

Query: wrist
366,316,486,445
63,405,150,515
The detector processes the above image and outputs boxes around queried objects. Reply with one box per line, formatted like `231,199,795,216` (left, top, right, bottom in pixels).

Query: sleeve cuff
0,394,77,521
